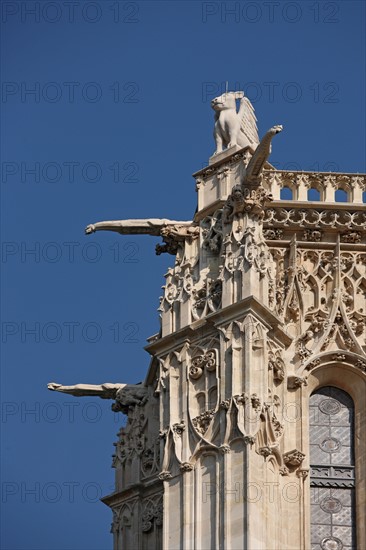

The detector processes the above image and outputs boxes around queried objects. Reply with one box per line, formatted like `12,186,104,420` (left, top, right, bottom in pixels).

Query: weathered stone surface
48,94,366,550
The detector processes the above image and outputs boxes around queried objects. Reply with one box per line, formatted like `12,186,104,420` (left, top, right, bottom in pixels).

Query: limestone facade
49,95,366,549
100,150,365,549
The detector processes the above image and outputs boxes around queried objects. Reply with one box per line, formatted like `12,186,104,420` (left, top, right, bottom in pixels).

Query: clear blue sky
1,1,365,548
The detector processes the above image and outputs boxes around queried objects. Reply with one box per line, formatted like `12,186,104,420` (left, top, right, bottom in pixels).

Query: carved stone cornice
192,146,256,179
211,296,293,348
101,478,163,508
194,199,226,223
145,296,292,359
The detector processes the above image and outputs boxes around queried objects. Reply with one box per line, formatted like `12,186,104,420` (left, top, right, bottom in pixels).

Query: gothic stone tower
49,96,366,550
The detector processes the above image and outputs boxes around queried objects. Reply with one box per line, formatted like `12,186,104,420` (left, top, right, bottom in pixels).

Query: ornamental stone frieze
263,205,366,230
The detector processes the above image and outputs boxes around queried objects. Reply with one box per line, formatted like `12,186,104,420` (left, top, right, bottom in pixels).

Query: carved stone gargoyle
47,382,148,414
85,218,199,256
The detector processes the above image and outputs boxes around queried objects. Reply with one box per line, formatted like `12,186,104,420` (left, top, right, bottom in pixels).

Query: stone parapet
262,169,366,203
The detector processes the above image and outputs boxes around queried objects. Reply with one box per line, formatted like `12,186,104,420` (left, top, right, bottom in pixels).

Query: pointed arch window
309,387,356,550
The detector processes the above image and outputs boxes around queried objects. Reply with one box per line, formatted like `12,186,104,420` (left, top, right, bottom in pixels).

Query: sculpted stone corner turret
47,87,366,550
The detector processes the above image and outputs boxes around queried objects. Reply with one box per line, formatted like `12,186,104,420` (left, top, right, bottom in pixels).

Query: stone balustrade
194,155,366,218
262,170,366,204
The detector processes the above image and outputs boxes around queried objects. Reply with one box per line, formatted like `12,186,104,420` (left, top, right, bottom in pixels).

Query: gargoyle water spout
47,382,148,413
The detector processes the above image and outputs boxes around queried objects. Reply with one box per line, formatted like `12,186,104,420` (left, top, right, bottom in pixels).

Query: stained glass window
309,387,356,550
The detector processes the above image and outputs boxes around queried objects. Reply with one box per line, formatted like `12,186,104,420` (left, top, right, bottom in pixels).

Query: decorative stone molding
112,386,148,414
180,462,194,472
283,449,305,467
158,471,172,481
234,393,249,405
332,353,346,361
189,365,203,380
302,351,366,375
296,468,309,480
287,375,308,390
341,231,362,243
262,170,366,202
195,177,204,192
195,148,251,180
268,352,285,383
263,207,366,229
305,358,321,371
251,393,261,411
216,167,231,184
141,447,156,474
155,224,200,256
159,428,168,440
172,421,185,436
141,499,163,532
223,185,273,225
303,229,322,242
189,349,218,379
263,228,283,240
192,280,222,320
258,446,273,458
356,359,366,372
201,211,223,254
192,408,215,434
